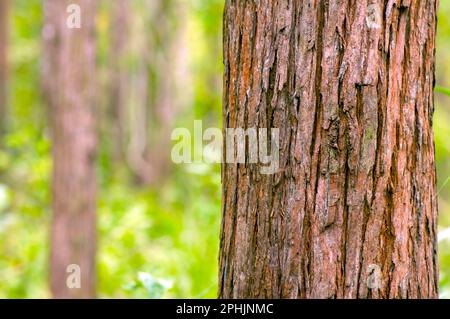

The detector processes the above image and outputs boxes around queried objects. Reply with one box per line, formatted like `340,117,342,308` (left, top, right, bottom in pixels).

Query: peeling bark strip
219,0,439,299
44,0,97,298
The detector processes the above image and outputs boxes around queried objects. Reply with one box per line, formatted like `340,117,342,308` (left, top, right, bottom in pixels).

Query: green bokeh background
1,0,450,298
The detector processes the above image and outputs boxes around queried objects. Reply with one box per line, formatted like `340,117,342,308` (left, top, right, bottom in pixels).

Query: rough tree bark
0,0,9,135
219,0,439,299
43,0,97,298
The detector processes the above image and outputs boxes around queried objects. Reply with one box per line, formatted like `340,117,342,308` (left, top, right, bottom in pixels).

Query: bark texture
43,0,97,298
219,0,439,299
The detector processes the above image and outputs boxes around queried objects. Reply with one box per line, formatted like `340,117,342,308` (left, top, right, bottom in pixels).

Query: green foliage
435,0,450,299
0,0,222,299
124,272,173,299
96,161,220,298
0,0,49,298
436,86,450,97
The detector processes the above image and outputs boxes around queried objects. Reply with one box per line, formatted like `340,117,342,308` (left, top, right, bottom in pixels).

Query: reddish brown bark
0,0,9,134
43,0,97,298
219,0,439,299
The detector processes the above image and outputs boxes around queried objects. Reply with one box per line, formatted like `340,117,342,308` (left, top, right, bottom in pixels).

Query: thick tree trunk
0,0,8,135
43,0,97,298
219,0,439,299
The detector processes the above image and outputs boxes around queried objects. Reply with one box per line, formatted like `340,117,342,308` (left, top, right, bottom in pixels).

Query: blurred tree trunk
43,0,97,298
219,0,439,299
109,0,130,163
0,0,9,135
126,0,189,186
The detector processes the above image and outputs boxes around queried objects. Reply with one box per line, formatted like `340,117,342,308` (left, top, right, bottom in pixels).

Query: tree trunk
0,0,9,135
219,0,439,299
43,0,97,298
109,0,130,164
126,0,188,186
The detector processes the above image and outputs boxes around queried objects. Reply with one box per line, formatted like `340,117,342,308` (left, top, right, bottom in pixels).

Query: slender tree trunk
219,0,439,299
126,0,188,186
0,0,9,135
43,0,97,298
109,0,130,163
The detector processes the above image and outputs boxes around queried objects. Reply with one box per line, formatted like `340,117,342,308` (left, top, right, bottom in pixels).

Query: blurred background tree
0,0,449,298
42,0,98,298
435,0,450,299
0,0,222,299
0,0,8,137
